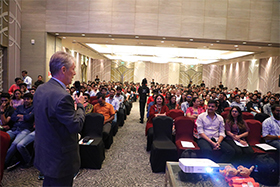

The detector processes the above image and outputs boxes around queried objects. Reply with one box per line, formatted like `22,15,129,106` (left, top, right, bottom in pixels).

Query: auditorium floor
1,102,165,187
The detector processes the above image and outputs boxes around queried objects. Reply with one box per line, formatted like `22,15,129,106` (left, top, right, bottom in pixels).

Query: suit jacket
33,78,85,178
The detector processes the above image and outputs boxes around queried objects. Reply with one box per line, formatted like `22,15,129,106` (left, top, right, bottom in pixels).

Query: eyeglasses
187,96,192,98
232,110,239,113
1,99,8,102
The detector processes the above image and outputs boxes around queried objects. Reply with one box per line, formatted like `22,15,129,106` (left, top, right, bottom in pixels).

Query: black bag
252,154,279,186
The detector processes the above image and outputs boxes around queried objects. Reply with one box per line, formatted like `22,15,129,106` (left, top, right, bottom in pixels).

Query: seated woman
166,95,179,110
186,97,205,139
83,93,93,114
146,94,169,151
10,89,24,109
225,106,254,167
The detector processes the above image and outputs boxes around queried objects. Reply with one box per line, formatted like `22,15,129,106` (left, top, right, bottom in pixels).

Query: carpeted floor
1,102,165,187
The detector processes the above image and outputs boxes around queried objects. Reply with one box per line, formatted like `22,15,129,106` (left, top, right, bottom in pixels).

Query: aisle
2,102,165,187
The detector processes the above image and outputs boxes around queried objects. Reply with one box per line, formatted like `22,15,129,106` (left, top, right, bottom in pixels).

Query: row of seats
79,99,132,169
149,109,277,173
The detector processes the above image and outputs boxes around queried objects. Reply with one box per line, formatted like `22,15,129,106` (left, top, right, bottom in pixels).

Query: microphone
74,81,81,97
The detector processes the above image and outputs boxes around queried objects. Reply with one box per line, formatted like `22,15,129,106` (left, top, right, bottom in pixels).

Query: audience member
225,106,254,166
21,70,32,89
93,94,115,145
246,94,261,115
8,77,22,95
166,95,179,110
216,92,229,114
186,97,205,138
83,93,93,114
10,89,24,109
19,83,29,94
262,104,280,153
105,89,119,126
180,93,192,113
0,93,15,132
263,96,276,116
230,95,246,111
145,94,169,151
5,93,34,167
34,75,44,87
196,100,235,162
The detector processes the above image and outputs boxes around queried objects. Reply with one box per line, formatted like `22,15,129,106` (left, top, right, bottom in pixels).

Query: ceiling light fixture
81,33,85,37
55,33,59,36
243,41,247,44
216,40,220,43
234,45,238,48
135,36,139,39
189,39,193,41
161,41,164,43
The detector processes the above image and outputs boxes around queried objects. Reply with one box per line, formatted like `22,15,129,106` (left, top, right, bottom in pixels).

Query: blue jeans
5,129,31,165
17,131,35,164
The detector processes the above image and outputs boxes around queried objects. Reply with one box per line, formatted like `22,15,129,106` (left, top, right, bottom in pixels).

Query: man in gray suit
33,51,85,186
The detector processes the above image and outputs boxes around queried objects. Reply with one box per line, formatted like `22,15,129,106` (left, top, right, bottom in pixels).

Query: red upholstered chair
0,131,10,182
167,109,184,120
245,119,265,154
221,111,229,121
224,107,232,112
174,116,200,157
89,96,97,104
242,112,254,120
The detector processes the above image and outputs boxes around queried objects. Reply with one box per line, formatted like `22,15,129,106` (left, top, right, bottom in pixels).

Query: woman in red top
186,97,205,139
146,94,169,151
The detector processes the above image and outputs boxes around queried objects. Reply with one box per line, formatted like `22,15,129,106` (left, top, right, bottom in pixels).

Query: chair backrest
242,112,254,120
81,113,104,138
221,111,229,121
167,109,184,120
174,116,195,142
245,119,262,145
254,113,270,123
224,107,232,111
89,96,97,104
153,116,174,141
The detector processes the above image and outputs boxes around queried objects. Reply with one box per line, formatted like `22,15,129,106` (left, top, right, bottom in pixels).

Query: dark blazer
33,78,85,178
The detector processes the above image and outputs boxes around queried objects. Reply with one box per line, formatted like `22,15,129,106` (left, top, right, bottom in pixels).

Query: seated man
246,94,261,115
93,94,115,147
5,93,34,167
262,104,280,153
105,89,119,126
0,93,15,132
216,92,229,114
230,95,246,111
263,97,276,116
196,100,235,163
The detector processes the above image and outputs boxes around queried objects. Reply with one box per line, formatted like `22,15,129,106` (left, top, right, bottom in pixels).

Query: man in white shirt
230,95,246,111
105,89,120,124
262,104,280,153
22,70,32,89
196,100,235,162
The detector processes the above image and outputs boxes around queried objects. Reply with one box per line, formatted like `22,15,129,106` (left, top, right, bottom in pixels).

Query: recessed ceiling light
55,33,59,36
203,46,207,48
161,41,164,43
111,38,115,40
234,45,238,48
108,35,112,37
268,44,272,46
243,41,247,44
258,47,262,49
236,48,239,50
216,40,220,43
163,37,166,40
81,33,85,37
189,39,193,41
210,44,214,46
135,36,139,39
62,37,66,39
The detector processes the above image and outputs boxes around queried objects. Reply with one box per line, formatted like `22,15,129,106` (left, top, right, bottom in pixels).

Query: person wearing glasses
263,97,276,116
0,93,15,132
